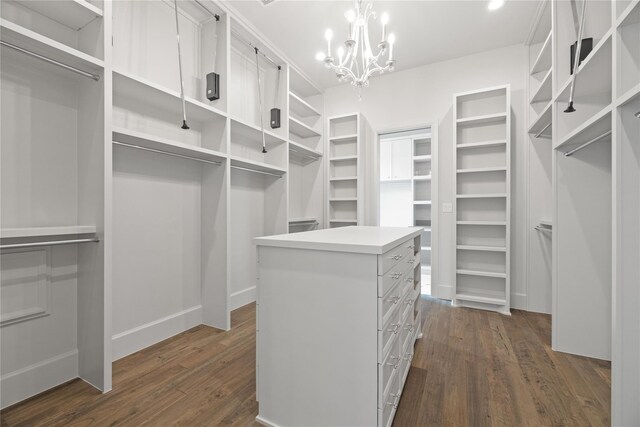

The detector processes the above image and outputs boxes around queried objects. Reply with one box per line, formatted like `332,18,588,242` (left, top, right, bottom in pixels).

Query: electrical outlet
442,203,453,213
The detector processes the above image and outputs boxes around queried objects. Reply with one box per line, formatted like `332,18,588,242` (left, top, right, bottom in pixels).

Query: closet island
254,226,423,427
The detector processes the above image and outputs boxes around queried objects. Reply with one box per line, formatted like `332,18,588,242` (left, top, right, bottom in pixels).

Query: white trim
436,284,454,300
230,286,256,310
0,350,78,409
111,305,203,361
255,415,282,427
510,292,527,310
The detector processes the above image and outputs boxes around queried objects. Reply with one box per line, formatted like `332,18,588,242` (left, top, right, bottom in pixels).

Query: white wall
323,44,528,307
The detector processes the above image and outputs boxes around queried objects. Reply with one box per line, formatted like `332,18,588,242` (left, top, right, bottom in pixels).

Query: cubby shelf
457,245,507,252
457,167,507,174
289,218,318,224
455,293,507,306
112,127,227,164
617,84,640,107
456,112,507,126
289,92,321,117
329,220,357,224
12,0,103,31
331,177,357,181
530,69,552,104
230,117,286,147
413,201,432,205
329,134,358,142
530,30,552,75
330,198,358,202
413,175,432,181
289,116,321,138
329,155,358,162
229,156,286,176
554,105,612,151
289,141,321,165
457,221,507,226
113,69,226,123
413,155,432,161
457,140,507,150
0,226,97,239
617,0,640,25
0,18,104,74
528,100,553,136
456,269,507,279
555,30,613,103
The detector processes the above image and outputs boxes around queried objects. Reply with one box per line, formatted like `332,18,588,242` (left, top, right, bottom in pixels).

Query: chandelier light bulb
488,0,505,10
387,33,395,61
315,52,326,61
380,12,389,25
345,10,355,22
325,28,333,41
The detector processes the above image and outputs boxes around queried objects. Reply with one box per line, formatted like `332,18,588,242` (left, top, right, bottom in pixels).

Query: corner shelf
554,105,612,151
617,84,640,107
329,155,358,162
230,117,286,148
530,30,552,75
457,245,507,252
289,141,321,166
457,167,507,174
1,19,104,74
229,156,286,176
112,127,227,164
12,0,103,31
530,69,552,104
457,140,507,150
456,269,507,279
456,112,507,127
331,176,357,182
457,221,507,226
289,116,321,139
528,101,553,137
456,193,507,199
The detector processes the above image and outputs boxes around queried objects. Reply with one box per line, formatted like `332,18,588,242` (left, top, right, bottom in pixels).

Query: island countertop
254,226,423,255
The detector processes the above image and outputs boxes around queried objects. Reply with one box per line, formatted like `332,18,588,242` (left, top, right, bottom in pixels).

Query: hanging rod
290,148,321,160
534,122,552,139
564,130,612,157
1,237,99,250
534,226,552,233
113,141,222,165
0,40,101,81
193,0,220,21
231,30,281,70
231,165,283,178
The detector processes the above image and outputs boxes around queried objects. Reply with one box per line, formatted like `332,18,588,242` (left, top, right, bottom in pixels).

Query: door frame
373,121,439,298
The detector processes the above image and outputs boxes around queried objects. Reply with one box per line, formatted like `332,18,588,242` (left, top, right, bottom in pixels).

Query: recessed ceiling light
488,0,504,10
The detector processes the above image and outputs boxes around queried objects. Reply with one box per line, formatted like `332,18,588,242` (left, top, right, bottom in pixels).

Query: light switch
442,203,453,213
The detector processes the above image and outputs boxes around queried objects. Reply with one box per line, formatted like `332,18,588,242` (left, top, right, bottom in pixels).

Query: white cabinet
380,138,411,181
255,227,423,426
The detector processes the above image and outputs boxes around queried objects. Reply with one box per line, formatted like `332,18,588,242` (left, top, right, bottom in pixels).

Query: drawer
401,315,414,352
399,347,413,388
378,240,414,276
378,255,416,297
378,333,401,408
378,279,403,329
378,305,402,361
378,370,401,427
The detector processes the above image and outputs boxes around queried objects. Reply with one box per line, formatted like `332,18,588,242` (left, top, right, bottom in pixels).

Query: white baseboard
1,349,78,409
511,292,527,310
255,415,281,427
230,286,256,311
112,305,202,361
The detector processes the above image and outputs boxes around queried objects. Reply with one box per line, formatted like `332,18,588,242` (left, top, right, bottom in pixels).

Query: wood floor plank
1,298,610,427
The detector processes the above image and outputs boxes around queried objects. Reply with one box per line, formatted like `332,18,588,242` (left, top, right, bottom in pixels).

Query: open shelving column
327,114,361,228
287,67,324,233
412,136,433,290
453,85,511,315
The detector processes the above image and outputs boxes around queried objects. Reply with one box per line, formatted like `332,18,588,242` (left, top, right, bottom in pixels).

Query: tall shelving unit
327,113,364,227
412,134,435,288
287,68,324,233
0,0,112,408
452,85,511,315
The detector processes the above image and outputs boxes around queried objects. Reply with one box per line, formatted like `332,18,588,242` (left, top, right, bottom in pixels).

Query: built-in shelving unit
327,113,371,227
412,134,436,283
453,85,511,315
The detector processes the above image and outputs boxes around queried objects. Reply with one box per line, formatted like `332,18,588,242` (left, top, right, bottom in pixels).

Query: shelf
1,226,97,239
457,167,507,174
229,156,286,176
380,178,411,183
617,84,640,107
455,293,507,306
530,69,552,104
528,101,553,137
112,127,227,164
539,220,552,228
230,117,287,148
456,194,507,199
329,155,357,162
329,198,357,202
289,92,321,117
289,117,321,139
554,105,612,151
413,201,432,205
413,155,432,162
332,177,358,182
329,134,358,143
289,218,318,224
456,269,507,279
0,19,104,75
421,246,431,251
413,175,432,181
457,221,507,226
329,219,357,224
456,140,507,150
530,30,552,75
457,245,507,252
13,0,103,31
456,113,507,127
617,0,640,26
113,69,226,123
555,30,613,103
289,141,321,166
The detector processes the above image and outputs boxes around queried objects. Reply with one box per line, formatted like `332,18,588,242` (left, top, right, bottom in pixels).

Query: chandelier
317,0,396,89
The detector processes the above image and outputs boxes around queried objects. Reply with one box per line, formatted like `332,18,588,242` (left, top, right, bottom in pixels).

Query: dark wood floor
0,297,610,426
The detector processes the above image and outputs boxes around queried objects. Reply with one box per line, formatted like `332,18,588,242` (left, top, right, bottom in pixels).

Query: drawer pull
387,323,400,334
405,277,413,283
404,324,414,332
404,353,413,362
405,298,413,306
386,393,400,409
407,244,414,249
385,355,400,369
389,254,402,260
386,295,400,304
391,272,402,279
407,258,415,264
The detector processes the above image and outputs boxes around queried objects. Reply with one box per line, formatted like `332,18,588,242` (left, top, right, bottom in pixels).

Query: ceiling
224,0,541,90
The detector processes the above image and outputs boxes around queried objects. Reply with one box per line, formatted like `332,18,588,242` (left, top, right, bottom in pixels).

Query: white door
391,139,412,180
379,140,393,181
